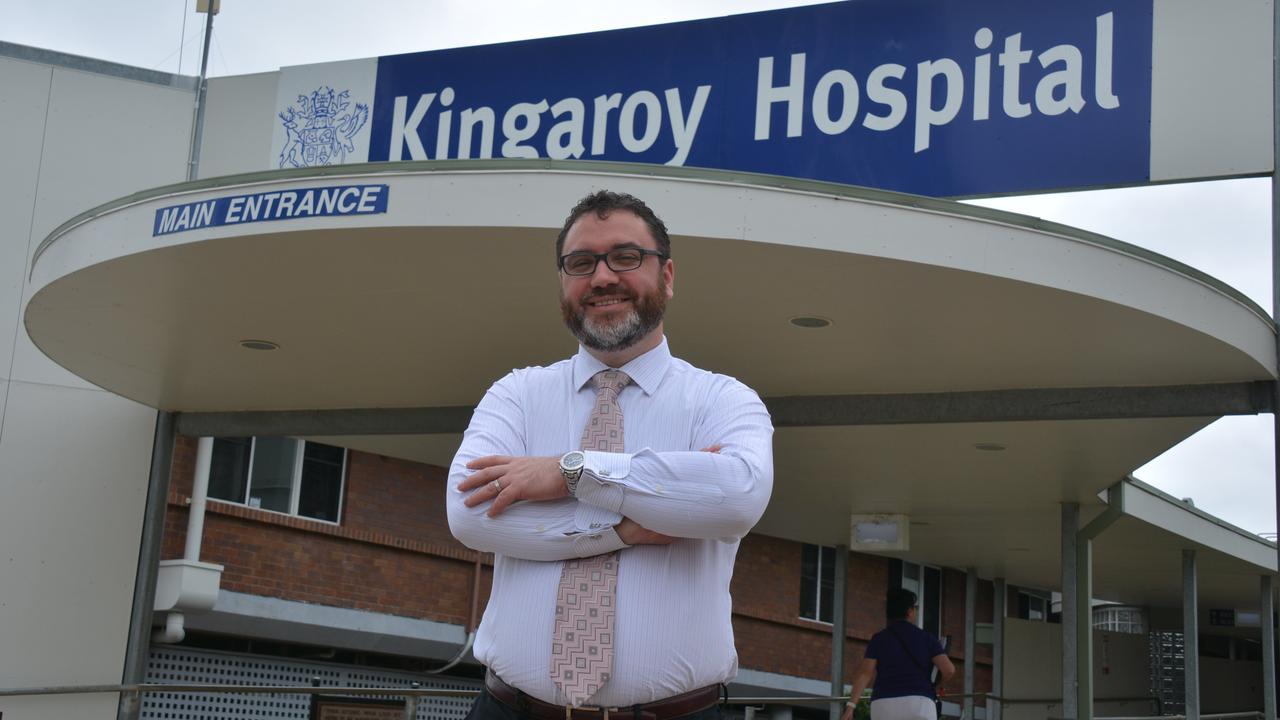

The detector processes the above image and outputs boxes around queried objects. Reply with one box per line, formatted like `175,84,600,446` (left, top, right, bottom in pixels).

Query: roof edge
30,159,1275,329
0,40,198,90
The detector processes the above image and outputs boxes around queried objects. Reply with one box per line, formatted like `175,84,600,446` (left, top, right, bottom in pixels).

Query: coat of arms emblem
278,86,369,168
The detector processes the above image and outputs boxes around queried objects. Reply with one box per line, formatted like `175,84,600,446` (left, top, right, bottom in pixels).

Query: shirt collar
572,337,672,395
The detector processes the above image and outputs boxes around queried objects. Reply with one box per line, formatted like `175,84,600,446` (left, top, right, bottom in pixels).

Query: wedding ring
491,480,502,492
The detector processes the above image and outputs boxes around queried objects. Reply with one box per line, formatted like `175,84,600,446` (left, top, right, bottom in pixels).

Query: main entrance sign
275,0,1155,197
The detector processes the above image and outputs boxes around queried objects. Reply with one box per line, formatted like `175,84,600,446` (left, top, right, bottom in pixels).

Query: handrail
986,695,1156,705
0,683,846,703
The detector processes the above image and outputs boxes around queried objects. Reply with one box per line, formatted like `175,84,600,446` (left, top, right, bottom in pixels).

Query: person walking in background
842,588,956,720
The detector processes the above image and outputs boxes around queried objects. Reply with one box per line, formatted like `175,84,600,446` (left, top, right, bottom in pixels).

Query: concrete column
1263,575,1276,720
964,568,976,719
1183,549,1200,720
992,577,1006,720
118,411,175,720
1061,503,1079,720
830,545,849,720
184,437,214,560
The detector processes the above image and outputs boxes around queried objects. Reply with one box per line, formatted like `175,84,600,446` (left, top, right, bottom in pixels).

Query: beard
561,279,667,353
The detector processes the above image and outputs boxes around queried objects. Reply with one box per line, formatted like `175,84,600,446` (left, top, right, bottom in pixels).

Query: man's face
559,210,675,354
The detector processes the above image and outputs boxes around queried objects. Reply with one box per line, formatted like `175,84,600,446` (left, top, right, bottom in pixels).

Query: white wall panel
1003,619,1150,720
1202,657,1265,712
0,694,121,720
0,381,155,690
199,72,280,178
11,66,193,388
1150,0,1274,181
0,57,52,382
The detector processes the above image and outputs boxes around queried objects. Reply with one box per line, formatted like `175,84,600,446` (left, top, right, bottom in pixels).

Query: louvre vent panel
144,646,477,719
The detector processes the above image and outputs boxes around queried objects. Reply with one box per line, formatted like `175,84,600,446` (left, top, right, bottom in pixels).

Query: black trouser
464,687,724,720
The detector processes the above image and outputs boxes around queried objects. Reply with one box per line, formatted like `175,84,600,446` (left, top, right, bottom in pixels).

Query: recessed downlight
240,339,279,351
789,315,832,329
973,442,1006,452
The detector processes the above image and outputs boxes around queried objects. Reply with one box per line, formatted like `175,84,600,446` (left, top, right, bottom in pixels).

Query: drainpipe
153,436,214,644
428,553,483,674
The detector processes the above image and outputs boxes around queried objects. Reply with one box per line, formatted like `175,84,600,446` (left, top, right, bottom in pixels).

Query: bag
886,624,943,719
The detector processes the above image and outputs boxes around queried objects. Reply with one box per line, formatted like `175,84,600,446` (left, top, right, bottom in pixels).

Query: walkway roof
25,160,1277,610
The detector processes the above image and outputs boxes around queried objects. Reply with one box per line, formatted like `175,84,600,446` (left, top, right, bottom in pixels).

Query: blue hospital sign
354,0,1152,197
152,185,389,236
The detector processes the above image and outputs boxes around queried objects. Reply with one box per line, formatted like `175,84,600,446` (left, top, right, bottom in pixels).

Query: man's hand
616,517,675,546
460,455,566,517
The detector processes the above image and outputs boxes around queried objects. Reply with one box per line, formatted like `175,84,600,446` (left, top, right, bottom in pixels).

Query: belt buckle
565,704,618,720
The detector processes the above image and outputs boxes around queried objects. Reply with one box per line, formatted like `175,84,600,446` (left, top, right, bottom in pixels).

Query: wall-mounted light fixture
850,513,909,551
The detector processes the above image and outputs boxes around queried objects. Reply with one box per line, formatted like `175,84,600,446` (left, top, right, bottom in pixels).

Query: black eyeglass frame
557,248,669,276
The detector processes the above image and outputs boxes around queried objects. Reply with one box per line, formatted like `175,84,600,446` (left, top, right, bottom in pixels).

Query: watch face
561,451,585,471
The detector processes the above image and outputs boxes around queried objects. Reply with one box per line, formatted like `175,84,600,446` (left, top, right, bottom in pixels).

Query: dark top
864,620,945,700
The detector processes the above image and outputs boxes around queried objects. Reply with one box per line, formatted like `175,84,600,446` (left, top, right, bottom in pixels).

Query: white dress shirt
447,338,774,707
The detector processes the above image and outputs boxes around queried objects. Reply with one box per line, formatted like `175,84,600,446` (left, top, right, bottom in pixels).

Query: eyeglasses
558,248,668,276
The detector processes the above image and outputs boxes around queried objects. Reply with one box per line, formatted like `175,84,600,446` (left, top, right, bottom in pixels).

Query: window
1093,604,1146,634
1017,590,1049,621
800,544,836,623
890,559,942,638
208,437,347,523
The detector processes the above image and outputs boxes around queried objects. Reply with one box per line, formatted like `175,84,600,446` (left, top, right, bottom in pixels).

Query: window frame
1017,589,1050,622
209,437,347,525
799,543,837,625
900,559,942,638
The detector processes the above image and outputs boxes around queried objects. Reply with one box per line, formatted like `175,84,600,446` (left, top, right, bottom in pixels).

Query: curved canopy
25,160,1277,599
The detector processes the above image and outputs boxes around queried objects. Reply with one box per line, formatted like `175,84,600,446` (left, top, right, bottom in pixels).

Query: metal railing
0,682,880,720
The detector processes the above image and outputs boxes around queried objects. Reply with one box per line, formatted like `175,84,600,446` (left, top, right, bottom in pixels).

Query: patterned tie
550,369,630,707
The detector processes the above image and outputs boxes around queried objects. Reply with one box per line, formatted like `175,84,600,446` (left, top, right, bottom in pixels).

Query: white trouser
869,695,935,720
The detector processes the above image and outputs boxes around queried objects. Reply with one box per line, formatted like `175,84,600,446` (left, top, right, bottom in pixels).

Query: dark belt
484,671,721,720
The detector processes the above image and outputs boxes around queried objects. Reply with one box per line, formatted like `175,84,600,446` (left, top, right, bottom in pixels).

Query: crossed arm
445,373,773,561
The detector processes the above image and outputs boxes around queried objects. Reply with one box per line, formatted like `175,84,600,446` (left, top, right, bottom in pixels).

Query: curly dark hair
555,190,671,261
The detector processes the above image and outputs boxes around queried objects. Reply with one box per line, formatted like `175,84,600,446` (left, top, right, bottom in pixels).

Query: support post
964,569,976,720
1273,0,1280,660
1062,503,1079,720
992,577,1006,720
403,683,420,720
184,437,213,560
830,546,849,720
117,411,175,720
1263,575,1276,720
1076,484,1125,720
1183,549,1200,720
187,1,216,181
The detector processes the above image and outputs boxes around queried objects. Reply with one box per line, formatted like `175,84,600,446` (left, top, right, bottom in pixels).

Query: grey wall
1002,618,1151,720
0,49,194,719
199,71,279,178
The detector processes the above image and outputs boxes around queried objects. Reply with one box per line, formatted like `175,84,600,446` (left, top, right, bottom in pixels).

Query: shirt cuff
569,526,628,556
575,450,630,513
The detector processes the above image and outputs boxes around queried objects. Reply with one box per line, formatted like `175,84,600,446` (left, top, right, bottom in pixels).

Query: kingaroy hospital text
385,14,1123,165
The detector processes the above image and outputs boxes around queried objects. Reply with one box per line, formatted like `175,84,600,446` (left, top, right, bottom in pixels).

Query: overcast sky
2,0,1275,537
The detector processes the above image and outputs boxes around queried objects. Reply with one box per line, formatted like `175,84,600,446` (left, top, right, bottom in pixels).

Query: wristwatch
559,450,586,495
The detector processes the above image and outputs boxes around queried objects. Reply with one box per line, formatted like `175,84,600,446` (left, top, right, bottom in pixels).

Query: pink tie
550,369,630,706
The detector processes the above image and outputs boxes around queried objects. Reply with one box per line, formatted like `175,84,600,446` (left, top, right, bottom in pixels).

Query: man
447,190,774,719
842,589,955,720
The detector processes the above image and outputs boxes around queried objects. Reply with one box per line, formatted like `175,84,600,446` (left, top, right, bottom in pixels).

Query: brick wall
162,436,489,627
162,436,991,694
